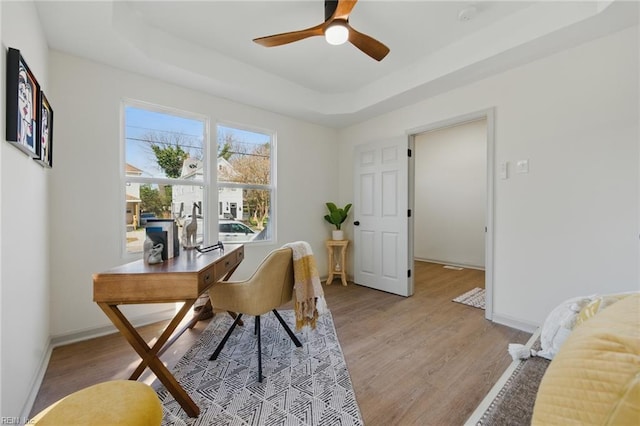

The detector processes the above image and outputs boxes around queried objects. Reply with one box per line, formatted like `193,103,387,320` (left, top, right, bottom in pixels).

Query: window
123,102,207,254
216,124,274,243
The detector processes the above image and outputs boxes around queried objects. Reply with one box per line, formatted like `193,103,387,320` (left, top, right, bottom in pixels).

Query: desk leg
98,302,200,418
129,300,196,379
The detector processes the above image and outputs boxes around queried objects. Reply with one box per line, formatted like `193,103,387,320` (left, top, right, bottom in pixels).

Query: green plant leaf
324,202,352,230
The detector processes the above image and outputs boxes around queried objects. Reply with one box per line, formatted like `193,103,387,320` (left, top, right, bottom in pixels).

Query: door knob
354,221,360,226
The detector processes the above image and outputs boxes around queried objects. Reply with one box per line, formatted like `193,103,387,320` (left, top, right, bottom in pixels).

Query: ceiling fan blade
253,23,325,47
348,26,390,61
331,0,358,20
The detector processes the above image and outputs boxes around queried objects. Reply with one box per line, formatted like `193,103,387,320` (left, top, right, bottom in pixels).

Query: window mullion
127,176,204,187
217,182,271,191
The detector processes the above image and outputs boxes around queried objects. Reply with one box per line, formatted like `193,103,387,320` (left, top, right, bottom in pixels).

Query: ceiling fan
253,0,390,62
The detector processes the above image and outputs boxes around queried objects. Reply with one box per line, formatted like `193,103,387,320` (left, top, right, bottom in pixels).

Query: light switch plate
500,162,508,180
516,159,529,173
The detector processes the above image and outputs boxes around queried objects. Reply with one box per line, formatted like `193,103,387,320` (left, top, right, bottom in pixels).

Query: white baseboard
50,308,176,347
414,257,485,271
20,339,54,423
22,308,176,422
492,313,539,333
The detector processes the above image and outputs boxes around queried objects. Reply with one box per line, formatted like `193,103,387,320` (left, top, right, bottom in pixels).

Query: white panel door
353,139,412,296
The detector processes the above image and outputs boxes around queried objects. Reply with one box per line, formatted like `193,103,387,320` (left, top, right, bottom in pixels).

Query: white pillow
534,295,595,360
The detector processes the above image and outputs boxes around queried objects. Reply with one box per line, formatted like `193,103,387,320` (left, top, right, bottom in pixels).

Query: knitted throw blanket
282,241,328,330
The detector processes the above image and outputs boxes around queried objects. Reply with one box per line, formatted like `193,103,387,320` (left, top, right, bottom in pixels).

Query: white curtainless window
123,101,208,255
216,123,275,244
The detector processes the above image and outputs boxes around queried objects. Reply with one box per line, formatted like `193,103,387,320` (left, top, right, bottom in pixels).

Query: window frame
215,120,276,245
121,99,210,259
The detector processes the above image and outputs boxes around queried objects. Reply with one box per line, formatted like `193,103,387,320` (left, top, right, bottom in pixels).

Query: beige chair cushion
209,248,294,316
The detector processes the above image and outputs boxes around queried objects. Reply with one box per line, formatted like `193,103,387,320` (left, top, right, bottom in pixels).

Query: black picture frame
6,47,40,158
36,91,53,168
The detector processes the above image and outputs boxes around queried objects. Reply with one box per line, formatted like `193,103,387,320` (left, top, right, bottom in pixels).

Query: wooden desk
93,244,244,418
326,239,349,286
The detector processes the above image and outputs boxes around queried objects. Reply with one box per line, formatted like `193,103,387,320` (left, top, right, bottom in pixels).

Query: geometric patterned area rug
156,310,363,426
452,287,486,310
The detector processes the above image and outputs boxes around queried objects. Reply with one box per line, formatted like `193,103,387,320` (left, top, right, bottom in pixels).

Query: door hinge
408,209,412,217
408,269,412,278
408,148,412,157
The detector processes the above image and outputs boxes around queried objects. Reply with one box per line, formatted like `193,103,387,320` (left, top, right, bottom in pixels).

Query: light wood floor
31,261,530,424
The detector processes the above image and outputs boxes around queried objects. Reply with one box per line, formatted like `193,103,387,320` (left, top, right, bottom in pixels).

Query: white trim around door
407,108,495,320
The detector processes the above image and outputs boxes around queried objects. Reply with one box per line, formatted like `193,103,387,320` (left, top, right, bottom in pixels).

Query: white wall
1,0,51,418
0,0,4,414
414,120,486,268
338,26,639,328
48,51,338,340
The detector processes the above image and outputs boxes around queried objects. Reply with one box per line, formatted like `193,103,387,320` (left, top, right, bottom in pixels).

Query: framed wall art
36,91,53,168
6,47,40,158
5,47,40,158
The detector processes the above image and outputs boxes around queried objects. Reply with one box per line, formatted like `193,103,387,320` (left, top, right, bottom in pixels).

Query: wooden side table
326,239,349,286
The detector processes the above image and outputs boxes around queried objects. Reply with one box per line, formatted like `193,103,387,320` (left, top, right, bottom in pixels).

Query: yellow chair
208,247,302,382
31,380,162,425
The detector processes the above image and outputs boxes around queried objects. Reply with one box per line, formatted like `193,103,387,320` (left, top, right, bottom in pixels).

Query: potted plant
324,202,352,240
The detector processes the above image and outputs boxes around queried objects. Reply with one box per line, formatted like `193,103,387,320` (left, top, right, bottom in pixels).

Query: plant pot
332,230,344,240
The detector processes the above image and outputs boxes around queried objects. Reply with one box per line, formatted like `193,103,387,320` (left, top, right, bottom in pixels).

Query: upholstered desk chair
208,247,302,382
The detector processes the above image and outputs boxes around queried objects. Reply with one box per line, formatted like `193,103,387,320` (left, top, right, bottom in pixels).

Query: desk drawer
215,246,244,278
198,246,243,291
201,266,216,287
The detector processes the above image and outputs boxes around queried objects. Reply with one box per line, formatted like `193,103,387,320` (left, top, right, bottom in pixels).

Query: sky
125,106,270,178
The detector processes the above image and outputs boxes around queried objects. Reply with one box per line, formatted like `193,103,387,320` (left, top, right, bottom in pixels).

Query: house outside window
123,101,208,255
216,123,275,243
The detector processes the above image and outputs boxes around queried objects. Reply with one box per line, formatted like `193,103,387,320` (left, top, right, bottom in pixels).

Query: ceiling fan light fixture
325,22,349,45
254,0,389,61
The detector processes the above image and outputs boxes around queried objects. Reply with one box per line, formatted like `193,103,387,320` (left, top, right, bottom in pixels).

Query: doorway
408,109,495,319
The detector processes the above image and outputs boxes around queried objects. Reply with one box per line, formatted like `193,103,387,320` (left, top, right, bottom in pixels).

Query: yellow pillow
576,292,633,327
532,293,640,425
